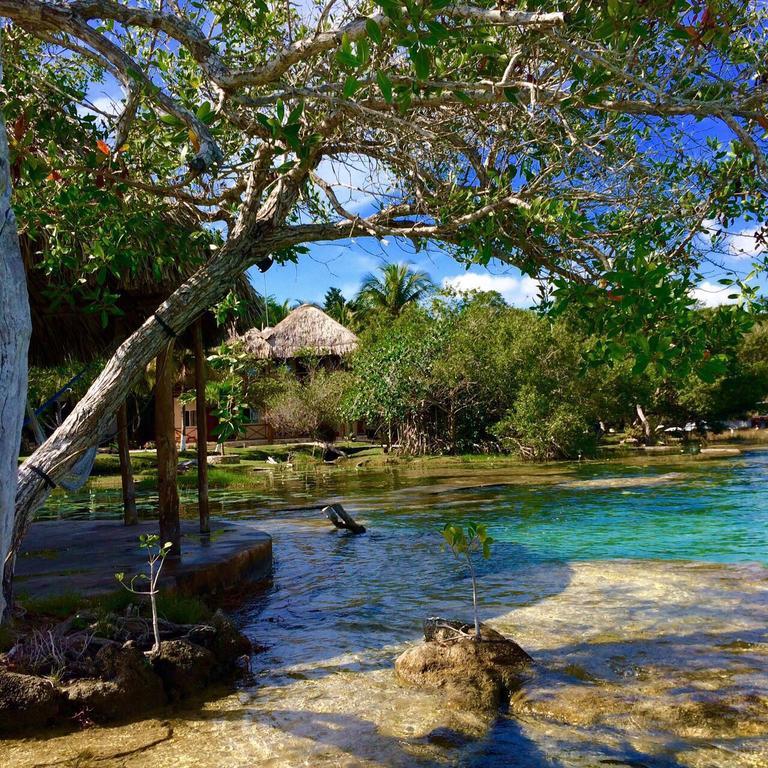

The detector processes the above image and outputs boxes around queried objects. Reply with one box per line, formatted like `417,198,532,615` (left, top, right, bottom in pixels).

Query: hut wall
173,397,219,446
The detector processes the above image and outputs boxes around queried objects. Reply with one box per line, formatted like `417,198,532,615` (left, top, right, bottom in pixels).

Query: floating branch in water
323,503,366,535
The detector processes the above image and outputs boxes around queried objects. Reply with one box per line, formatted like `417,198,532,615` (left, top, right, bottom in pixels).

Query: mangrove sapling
442,523,494,640
115,534,172,654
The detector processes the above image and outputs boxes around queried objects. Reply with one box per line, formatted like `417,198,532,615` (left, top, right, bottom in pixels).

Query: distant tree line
304,268,768,459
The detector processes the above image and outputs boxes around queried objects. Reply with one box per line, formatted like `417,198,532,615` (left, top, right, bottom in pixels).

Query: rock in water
64,643,166,722
395,620,533,711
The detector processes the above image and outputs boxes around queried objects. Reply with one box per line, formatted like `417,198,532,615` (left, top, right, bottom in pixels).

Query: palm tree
356,264,434,318
323,287,357,328
260,294,292,327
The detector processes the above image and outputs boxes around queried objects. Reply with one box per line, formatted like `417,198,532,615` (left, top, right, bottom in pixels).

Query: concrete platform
14,520,272,600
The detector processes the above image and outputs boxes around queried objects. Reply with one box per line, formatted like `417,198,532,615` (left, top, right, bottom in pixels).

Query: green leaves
115,535,173,593
335,33,371,70
376,71,393,102
343,75,360,99
195,101,215,125
442,522,494,560
408,45,430,80
365,18,383,44
256,99,305,153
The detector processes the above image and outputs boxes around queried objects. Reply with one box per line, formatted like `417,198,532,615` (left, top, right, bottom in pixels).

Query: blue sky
249,237,543,308
251,223,767,310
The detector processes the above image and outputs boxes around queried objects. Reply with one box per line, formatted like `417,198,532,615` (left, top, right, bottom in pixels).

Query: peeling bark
0,40,32,623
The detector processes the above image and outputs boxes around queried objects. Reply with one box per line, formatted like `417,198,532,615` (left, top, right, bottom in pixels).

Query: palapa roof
238,327,272,358
242,304,358,360
22,205,263,367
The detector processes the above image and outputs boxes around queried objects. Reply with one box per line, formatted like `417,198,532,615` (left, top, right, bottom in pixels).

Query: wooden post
116,402,138,526
193,320,210,534
155,342,181,559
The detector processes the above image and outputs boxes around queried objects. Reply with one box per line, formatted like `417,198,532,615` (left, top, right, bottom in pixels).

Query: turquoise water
431,460,768,564
38,449,768,564
10,448,768,767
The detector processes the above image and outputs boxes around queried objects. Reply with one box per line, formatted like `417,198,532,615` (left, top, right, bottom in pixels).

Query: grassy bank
84,441,532,492
44,429,768,494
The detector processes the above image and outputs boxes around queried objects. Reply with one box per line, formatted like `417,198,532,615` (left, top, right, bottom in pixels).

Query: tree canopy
4,0,768,601
343,291,768,458
3,0,766,364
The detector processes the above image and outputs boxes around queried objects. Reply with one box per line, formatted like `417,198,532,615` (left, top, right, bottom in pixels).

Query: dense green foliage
3,31,213,325
264,365,350,442
341,290,768,459
9,0,768,462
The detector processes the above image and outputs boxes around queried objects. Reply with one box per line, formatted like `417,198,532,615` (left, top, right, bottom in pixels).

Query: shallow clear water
5,450,768,767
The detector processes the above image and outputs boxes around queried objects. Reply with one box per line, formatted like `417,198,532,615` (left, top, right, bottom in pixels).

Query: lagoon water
5,450,768,767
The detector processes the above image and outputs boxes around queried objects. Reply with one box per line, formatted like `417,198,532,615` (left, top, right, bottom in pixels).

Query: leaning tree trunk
0,42,33,623
6,174,302,607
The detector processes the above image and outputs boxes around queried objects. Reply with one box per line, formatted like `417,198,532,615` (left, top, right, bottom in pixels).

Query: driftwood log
322,504,366,534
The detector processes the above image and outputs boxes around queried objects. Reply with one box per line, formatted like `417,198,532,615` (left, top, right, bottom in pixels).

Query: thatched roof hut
242,304,358,360
239,327,273,358
22,204,263,366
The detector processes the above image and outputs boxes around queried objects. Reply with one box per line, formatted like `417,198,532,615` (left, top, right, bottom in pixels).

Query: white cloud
442,272,540,307
724,224,765,260
75,95,122,127
314,154,396,216
690,280,739,308
90,96,121,116
698,220,765,260
696,218,718,247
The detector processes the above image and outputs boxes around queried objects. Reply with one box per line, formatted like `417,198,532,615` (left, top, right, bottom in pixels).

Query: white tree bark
4,174,304,611
0,39,32,623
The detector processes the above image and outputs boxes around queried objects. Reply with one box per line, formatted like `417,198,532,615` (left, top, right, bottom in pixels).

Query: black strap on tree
29,464,57,489
154,313,177,338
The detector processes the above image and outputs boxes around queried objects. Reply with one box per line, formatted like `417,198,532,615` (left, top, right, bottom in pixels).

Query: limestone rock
208,610,252,670
207,454,240,465
0,670,63,732
151,639,216,700
65,644,165,721
395,620,533,711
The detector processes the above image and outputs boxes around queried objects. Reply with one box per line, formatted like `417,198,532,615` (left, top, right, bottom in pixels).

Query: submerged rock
395,620,533,711
0,670,63,732
423,726,474,748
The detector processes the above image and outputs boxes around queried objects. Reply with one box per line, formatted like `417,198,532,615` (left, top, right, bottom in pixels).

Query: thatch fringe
22,204,263,366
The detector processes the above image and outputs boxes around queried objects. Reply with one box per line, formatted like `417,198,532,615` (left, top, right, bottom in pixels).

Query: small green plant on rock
115,534,172,654
442,522,494,640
